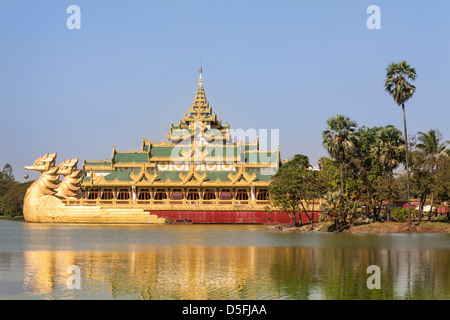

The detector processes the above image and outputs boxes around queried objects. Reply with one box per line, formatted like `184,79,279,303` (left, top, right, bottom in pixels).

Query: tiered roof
82,69,280,185
167,68,230,142
83,169,275,184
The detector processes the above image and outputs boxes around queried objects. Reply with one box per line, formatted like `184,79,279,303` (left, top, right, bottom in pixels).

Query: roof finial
199,65,203,87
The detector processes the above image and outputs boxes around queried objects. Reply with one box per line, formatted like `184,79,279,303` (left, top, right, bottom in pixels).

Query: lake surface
0,220,448,300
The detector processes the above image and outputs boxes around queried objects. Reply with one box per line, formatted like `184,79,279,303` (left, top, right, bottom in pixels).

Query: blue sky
1,0,449,181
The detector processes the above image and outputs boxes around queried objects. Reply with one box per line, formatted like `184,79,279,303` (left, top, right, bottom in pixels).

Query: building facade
80,70,294,223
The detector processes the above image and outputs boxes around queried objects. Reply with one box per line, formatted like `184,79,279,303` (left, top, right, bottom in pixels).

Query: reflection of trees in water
20,246,449,300
269,247,449,299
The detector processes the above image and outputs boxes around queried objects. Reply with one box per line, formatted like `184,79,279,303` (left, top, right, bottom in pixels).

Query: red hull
148,210,321,224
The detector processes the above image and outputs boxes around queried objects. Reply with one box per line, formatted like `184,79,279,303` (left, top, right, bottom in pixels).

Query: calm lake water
0,220,448,300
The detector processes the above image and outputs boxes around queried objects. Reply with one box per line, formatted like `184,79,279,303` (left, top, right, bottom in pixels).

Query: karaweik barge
23,69,320,224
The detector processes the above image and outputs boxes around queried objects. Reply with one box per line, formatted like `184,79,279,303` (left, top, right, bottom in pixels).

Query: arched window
203,189,216,200
236,189,249,201
117,189,130,200
88,188,99,199
154,189,167,200
101,188,114,200
257,189,269,200
187,189,199,200
138,188,151,200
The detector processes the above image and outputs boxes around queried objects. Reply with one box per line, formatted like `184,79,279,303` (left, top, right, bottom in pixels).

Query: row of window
87,188,269,201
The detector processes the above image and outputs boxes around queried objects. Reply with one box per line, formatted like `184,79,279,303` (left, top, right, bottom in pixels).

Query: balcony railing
136,200,151,205
63,198,270,208
62,197,323,209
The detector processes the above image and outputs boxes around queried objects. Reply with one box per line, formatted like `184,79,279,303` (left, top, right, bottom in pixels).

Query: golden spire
193,67,207,106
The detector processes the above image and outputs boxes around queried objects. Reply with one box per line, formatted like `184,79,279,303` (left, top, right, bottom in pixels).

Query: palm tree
370,125,405,221
416,129,449,156
322,114,359,194
372,126,405,171
416,129,449,220
385,61,417,225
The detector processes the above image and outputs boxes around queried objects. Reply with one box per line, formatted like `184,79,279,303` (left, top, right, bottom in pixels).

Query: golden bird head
25,153,57,172
57,158,79,176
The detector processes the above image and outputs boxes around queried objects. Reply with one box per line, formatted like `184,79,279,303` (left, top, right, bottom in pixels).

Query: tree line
270,120,449,231
269,61,449,230
0,164,33,218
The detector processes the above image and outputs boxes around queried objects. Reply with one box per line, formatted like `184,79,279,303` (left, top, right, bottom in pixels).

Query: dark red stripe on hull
149,210,321,224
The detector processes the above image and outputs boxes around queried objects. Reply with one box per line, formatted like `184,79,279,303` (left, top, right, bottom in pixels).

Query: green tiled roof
152,170,276,182
206,129,225,137
150,146,175,157
171,129,191,136
203,146,240,157
244,144,258,152
203,171,230,181
104,170,140,181
252,170,277,181
114,152,148,163
83,169,276,183
155,171,182,181
84,160,111,166
244,151,278,164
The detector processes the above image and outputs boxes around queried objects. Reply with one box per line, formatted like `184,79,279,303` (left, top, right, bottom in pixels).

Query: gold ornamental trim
228,164,256,184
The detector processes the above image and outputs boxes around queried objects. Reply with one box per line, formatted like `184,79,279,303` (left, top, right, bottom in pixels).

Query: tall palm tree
385,61,417,225
371,125,405,221
322,114,359,194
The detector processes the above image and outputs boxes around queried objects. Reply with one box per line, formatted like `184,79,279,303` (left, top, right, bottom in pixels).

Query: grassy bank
345,221,450,233
267,220,450,233
0,215,25,221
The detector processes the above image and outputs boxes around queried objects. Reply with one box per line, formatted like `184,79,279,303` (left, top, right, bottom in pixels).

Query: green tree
415,129,449,220
385,61,417,225
348,126,384,222
268,154,316,226
320,191,361,231
322,114,359,194
434,154,450,218
370,125,405,220
0,164,17,214
416,129,449,156
317,157,340,193
1,181,33,217
409,151,430,218
2,164,14,181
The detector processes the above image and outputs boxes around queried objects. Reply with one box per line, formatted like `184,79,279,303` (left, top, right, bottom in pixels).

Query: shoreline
0,215,25,221
266,221,450,234
2,215,449,233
